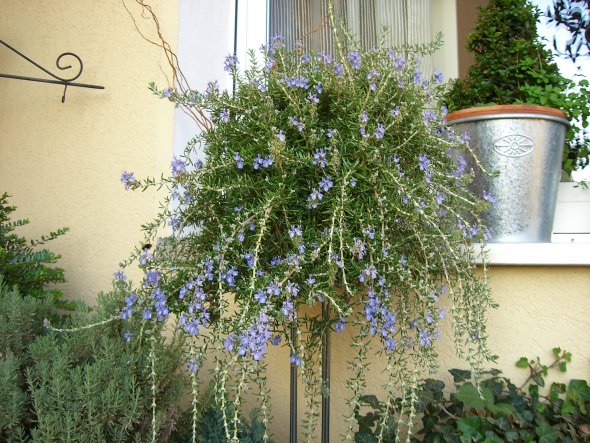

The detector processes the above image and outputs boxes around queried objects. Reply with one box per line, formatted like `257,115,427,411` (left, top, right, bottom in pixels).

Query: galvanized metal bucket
447,105,569,243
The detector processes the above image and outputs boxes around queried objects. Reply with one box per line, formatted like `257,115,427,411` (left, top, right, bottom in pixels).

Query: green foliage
446,0,590,174
0,279,189,442
0,193,68,299
0,280,61,441
354,349,590,442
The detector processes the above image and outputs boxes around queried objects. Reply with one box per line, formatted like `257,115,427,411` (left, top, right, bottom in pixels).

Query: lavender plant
121,23,495,442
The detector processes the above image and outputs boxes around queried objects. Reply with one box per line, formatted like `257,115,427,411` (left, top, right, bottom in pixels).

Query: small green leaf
457,416,483,440
454,383,493,409
449,369,472,383
488,402,515,417
558,362,567,372
535,422,559,443
515,357,529,368
531,373,545,387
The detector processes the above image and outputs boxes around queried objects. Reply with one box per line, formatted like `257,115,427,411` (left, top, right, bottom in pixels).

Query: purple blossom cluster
367,69,380,91
120,171,135,191
347,51,362,69
219,108,230,123
224,53,238,72
253,154,273,169
226,310,273,361
312,149,327,167
171,157,186,177
282,74,310,89
365,287,397,351
290,117,305,132
234,152,244,169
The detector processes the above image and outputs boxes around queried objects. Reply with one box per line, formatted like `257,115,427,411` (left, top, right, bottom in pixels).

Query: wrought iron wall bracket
0,39,105,103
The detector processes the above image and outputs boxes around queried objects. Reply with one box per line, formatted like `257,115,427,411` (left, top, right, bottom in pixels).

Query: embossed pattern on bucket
447,105,569,243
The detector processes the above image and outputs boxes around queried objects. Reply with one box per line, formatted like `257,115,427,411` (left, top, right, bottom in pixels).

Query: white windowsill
472,241,590,266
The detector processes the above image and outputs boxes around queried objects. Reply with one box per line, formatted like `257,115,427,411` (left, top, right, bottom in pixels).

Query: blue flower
390,106,401,117
266,281,281,296
162,88,173,97
418,154,430,172
120,171,135,191
282,298,295,320
319,176,333,192
290,352,302,366
308,188,323,208
234,152,244,169
348,51,361,69
434,69,444,84
334,317,347,332
171,157,187,177
219,108,230,123
360,111,369,124
334,63,344,76
483,190,496,206
374,123,385,139
222,267,238,287
423,109,437,126
289,225,303,238
254,289,268,304
367,69,380,91
276,130,286,142
306,92,319,104
413,69,422,84
123,330,131,342
312,149,327,167
224,54,238,71
144,269,161,287
114,270,127,281
187,356,200,373
290,117,305,132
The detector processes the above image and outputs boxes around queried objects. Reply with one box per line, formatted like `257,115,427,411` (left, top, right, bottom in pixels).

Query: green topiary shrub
446,0,589,174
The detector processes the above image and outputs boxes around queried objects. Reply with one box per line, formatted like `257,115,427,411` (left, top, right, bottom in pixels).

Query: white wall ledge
473,242,590,266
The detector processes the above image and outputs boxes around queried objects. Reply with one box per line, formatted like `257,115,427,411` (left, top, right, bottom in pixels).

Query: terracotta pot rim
446,104,568,123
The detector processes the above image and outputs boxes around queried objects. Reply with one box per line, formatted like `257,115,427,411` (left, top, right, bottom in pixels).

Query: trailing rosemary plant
121,14,495,442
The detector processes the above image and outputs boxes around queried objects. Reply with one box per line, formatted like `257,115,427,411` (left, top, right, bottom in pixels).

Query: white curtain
269,0,433,72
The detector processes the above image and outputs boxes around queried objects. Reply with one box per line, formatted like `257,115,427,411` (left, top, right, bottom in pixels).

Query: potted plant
445,0,590,243
120,15,496,442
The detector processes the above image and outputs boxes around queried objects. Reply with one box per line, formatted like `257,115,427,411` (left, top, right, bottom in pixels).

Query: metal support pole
289,324,298,443
321,301,331,443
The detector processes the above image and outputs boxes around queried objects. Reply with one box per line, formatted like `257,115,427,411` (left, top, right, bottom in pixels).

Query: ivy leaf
488,402,515,417
457,416,483,441
566,379,590,414
535,423,559,443
449,369,472,383
515,357,529,368
453,383,492,410
359,395,382,411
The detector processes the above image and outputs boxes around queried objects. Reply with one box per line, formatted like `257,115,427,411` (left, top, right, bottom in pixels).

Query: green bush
445,0,589,174
0,193,68,299
0,279,189,442
0,279,60,441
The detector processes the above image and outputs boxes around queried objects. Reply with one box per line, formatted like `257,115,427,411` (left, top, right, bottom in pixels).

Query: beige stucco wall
0,0,178,303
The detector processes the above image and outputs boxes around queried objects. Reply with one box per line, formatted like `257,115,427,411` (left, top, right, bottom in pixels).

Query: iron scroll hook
0,39,104,103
